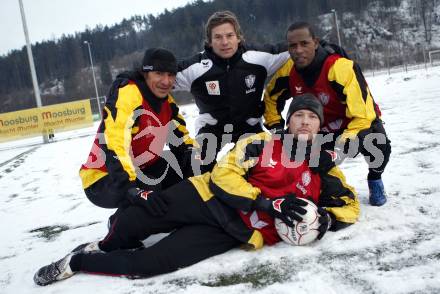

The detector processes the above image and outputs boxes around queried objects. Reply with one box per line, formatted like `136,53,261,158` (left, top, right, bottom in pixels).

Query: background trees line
0,0,439,113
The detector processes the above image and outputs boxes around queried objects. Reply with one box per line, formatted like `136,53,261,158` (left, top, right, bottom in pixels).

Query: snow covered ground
1,66,440,294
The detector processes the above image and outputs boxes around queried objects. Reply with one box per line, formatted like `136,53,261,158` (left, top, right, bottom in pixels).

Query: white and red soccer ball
275,198,320,246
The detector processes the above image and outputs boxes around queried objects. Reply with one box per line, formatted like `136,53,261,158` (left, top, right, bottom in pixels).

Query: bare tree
418,0,438,44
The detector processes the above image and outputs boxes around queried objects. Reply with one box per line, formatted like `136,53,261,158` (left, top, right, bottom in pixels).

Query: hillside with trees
0,0,439,113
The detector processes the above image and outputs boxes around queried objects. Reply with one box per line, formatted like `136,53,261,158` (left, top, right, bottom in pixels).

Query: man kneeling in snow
34,94,359,285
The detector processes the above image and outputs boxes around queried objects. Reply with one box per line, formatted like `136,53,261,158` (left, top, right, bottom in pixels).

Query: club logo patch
245,74,256,88
205,81,220,95
295,86,303,94
318,92,330,105
245,75,256,94
328,119,343,130
302,171,311,186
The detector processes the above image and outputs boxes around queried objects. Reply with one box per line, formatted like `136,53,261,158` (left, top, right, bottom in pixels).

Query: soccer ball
275,198,320,246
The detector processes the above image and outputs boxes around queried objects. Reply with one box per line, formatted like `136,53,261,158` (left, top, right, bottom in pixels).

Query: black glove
255,194,307,227
317,207,333,240
127,188,168,216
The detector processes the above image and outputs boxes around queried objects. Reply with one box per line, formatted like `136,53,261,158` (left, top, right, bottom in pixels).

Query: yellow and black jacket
80,71,195,192
189,132,360,249
264,46,380,142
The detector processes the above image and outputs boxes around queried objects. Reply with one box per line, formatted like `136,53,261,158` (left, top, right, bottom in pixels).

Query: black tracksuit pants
70,180,240,278
321,119,391,180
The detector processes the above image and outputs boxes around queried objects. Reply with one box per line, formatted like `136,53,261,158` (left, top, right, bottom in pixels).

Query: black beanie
286,93,324,126
142,48,177,74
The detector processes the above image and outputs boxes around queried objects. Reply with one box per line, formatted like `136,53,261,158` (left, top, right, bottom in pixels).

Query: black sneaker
71,241,102,254
34,253,75,286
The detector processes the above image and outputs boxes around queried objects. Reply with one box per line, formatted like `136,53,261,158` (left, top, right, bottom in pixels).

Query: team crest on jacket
245,74,256,88
295,86,303,94
205,81,220,95
245,75,256,94
318,92,330,105
328,119,343,130
302,171,311,186
296,171,311,195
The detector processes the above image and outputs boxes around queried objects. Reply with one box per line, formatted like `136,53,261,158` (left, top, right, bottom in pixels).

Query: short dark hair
286,21,317,39
204,10,243,46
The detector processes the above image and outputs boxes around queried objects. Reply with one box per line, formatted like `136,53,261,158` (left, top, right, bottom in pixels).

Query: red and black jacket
80,71,195,191
189,132,359,248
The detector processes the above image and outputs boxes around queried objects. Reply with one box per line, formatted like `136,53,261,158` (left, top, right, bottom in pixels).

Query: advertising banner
0,99,93,142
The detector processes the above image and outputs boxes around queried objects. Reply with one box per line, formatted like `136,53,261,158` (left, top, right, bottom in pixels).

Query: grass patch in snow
202,262,289,288
29,221,100,241
30,224,70,241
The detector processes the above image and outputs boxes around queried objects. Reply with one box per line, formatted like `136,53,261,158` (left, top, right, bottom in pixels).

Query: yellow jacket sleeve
263,59,293,129
209,132,273,211
103,83,142,182
328,58,377,141
320,166,360,229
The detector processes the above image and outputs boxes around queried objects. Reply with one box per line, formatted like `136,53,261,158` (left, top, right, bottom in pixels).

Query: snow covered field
1,66,440,294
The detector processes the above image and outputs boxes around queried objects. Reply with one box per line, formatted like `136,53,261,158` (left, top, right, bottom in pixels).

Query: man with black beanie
285,93,324,127
79,47,197,217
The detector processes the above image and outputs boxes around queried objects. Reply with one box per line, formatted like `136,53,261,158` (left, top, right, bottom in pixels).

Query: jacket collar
295,45,329,87
117,71,167,113
204,44,243,68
